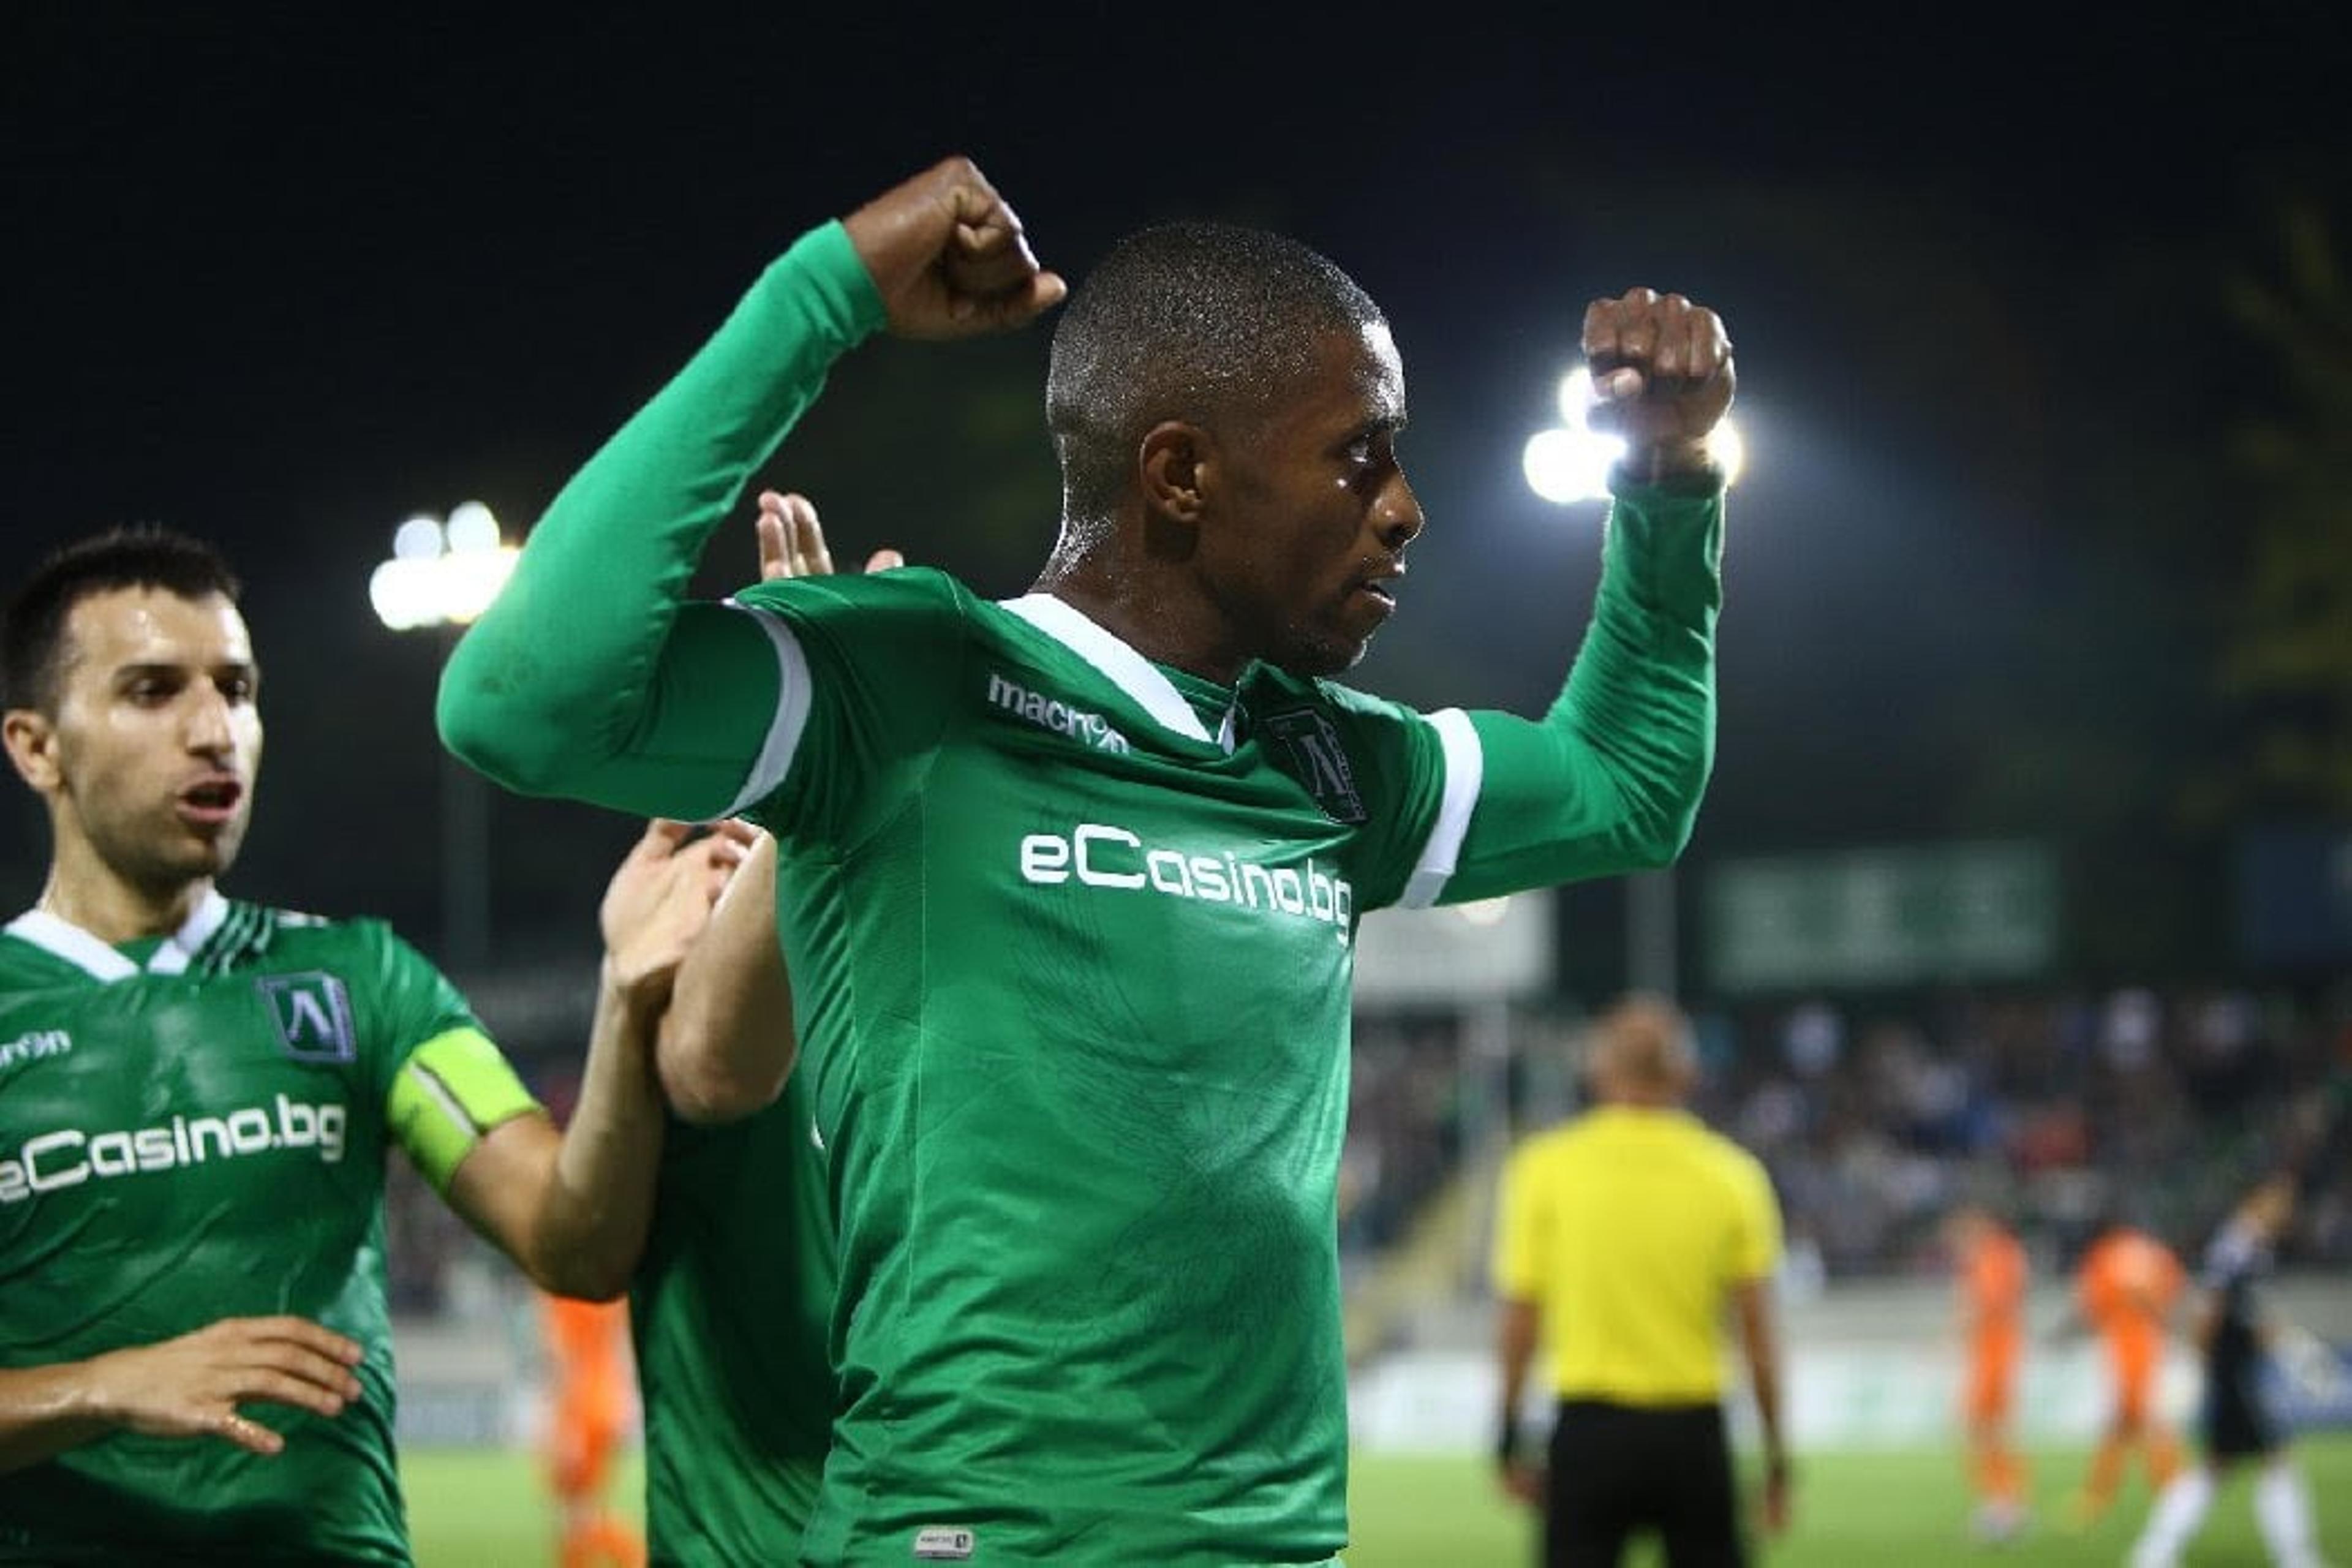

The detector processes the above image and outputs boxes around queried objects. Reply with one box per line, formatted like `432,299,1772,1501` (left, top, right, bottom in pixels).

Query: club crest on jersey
1264,708,1366,824
258,973,356,1063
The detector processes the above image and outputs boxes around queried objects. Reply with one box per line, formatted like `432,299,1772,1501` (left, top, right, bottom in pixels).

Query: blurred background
6,3,2348,1559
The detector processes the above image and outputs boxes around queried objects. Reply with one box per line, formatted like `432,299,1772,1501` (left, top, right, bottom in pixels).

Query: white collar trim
4,888,232,981
998,594,1235,753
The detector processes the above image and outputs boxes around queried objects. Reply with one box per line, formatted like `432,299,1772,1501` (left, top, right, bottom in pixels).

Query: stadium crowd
385,977,2349,1319
1694,981,2351,1280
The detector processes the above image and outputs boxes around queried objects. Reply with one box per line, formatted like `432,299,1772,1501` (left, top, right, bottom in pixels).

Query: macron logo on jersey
986,671,1131,754
0,1029,71,1076
1018,821,1355,945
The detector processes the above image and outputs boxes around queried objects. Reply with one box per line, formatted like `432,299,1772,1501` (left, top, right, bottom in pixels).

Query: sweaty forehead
1280,322,1406,432
1355,320,1405,414
64,586,254,676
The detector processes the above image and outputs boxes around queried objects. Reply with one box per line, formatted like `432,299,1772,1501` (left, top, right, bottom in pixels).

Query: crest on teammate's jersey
258,973,356,1063
1264,709,1366,824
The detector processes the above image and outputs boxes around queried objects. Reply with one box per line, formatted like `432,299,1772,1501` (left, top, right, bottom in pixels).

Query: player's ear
1139,421,1209,531
1,707,59,794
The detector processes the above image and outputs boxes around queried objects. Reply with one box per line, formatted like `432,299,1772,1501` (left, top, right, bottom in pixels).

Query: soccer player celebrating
0,527,746,1563
628,492,899,1566
439,155,1732,1561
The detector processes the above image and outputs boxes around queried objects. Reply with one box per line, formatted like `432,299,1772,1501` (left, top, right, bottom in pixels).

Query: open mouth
1355,554,1407,605
178,778,244,826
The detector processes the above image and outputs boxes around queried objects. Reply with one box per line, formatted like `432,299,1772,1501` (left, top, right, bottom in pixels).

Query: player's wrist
69,1351,131,1430
1615,437,1722,489
1494,1411,1526,1468
597,952,673,1019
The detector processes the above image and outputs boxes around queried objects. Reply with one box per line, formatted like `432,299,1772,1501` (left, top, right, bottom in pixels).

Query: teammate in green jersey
628,496,897,1567
0,525,748,1564
440,156,1733,1564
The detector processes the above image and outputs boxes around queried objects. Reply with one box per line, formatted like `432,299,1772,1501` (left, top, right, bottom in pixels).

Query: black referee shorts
1544,1398,1744,1568
2203,1351,2280,1461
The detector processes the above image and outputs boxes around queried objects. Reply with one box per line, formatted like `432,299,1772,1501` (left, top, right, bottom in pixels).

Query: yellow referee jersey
1492,1105,1781,1403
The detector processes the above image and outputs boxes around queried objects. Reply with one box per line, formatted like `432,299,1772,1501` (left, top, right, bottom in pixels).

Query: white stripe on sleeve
720,598,814,819
1398,706,1483,909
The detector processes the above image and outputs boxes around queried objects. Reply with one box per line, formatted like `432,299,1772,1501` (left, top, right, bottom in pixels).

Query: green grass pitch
403,1436,2352,1564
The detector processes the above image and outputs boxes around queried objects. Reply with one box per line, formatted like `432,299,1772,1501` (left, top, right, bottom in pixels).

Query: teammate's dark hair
1044,221,1385,540
2,526,243,714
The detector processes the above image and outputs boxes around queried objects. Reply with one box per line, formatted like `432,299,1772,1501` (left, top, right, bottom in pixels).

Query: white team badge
258,973,356,1063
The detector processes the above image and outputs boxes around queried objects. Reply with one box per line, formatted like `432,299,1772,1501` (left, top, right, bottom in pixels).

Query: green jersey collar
3,888,232,981
1000,594,1238,755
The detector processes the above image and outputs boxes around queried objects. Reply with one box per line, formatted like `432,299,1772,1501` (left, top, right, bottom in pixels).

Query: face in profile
6,586,264,896
1194,323,1424,678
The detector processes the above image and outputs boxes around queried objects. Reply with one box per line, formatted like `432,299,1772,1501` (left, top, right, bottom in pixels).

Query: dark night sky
4,4,2346,995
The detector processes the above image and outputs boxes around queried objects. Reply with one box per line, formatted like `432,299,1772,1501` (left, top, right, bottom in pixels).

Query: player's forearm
1747,1344,1787,1463
1735,1281,1788,1461
1444,481,1721,900
1494,1298,1540,1450
1547,477,1721,858
0,1364,112,1471
529,970,671,1300
657,832,795,1123
437,222,884,813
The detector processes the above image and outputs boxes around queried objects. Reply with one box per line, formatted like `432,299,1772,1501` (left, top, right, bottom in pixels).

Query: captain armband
386,1028,541,1193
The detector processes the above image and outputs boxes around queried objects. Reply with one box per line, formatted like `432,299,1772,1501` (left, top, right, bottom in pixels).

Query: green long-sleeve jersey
0,894,538,1564
440,220,1721,1565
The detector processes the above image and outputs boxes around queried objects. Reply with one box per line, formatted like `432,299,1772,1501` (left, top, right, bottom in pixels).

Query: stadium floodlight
368,502,513,970
368,502,519,632
392,514,445,560
1524,365,1745,505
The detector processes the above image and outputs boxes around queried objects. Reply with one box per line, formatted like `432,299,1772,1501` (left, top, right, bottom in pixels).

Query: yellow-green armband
387,1028,541,1193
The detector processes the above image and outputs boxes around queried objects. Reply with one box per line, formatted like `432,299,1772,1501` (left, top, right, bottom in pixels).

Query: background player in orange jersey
1945,1200,2030,1543
2067,1213,2190,1527
540,1290,643,1568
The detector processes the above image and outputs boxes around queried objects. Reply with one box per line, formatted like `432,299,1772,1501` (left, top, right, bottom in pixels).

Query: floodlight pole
1626,869,1677,1001
437,625,491,974
371,510,505,976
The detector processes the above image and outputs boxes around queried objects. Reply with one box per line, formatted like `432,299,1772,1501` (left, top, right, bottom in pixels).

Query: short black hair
1044,220,1385,533
2,525,243,714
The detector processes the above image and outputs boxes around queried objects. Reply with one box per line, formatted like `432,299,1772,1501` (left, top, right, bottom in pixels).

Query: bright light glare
369,558,438,631
372,504,520,630
1523,426,1624,504
1526,363,1749,503
1455,896,1513,928
439,545,519,623
393,516,445,561
1556,367,1600,427
445,500,500,554
1713,420,1747,487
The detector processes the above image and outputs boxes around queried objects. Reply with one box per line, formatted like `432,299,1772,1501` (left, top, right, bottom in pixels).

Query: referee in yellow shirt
1491,994,1792,1566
